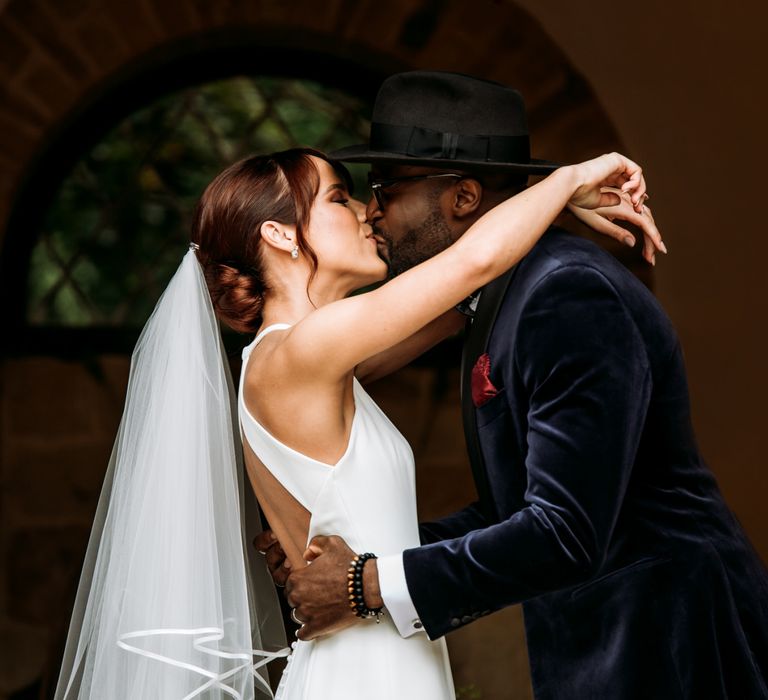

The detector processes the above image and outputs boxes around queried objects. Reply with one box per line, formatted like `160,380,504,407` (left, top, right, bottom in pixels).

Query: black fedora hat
330,71,560,174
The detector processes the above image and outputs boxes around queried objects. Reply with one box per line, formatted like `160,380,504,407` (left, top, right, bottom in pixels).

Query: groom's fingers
296,613,356,642
252,531,290,586
253,530,277,553
286,535,360,640
267,550,290,587
302,535,330,561
306,534,330,551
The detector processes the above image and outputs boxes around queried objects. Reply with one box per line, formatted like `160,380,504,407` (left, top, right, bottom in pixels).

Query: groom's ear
450,178,483,221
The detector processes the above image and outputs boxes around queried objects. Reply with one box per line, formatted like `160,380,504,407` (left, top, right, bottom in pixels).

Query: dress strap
242,323,292,360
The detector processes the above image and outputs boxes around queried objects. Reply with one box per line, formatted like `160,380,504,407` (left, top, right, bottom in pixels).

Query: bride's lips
368,224,391,263
372,235,389,262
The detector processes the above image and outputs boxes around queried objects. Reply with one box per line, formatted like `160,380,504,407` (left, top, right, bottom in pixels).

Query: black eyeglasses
367,173,463,210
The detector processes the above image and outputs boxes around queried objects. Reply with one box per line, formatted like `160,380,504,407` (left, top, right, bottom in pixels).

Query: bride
55,146,658,699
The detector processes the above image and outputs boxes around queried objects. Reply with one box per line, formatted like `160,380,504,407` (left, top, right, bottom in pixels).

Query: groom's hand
253,530,290,588
286,535,382,641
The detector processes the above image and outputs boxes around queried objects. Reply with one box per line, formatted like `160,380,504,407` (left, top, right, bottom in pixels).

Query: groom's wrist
363,559,384,610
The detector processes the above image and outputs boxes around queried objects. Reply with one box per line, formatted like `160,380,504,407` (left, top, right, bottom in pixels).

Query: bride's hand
566,152,647,212
568,189,667,265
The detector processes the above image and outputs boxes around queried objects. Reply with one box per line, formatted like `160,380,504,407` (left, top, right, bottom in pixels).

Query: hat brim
329,143,561,174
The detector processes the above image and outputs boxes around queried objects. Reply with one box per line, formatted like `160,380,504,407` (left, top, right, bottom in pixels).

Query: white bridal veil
54,249,288,700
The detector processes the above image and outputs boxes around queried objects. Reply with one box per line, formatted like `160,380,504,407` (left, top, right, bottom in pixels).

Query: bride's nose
349,198,367,222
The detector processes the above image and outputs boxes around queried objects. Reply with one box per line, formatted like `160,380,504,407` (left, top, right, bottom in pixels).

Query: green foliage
28,76,371,327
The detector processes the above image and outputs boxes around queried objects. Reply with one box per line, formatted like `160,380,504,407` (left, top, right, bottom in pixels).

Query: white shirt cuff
377,552,425,637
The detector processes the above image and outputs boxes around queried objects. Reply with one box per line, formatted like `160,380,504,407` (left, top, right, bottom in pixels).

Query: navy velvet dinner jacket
403,228,768,699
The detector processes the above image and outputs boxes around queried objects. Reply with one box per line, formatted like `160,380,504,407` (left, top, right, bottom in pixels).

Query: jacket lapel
460,266,518,521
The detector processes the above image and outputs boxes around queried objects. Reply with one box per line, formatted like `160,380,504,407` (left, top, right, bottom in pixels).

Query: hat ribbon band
369,123,531,163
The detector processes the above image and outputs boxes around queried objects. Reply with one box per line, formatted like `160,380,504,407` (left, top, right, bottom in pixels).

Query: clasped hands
254,532,382,641
565,152,666,265
569,188,665,265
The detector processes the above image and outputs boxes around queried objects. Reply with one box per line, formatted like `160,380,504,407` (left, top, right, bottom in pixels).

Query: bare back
239,324,358,568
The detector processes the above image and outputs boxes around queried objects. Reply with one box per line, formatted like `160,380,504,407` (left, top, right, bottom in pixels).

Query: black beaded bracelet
347,552,384,623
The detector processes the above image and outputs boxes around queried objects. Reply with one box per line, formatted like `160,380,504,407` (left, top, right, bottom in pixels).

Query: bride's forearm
446,165,579,287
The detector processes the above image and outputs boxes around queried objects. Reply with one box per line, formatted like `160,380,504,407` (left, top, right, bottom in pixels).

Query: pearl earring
291,244,299,260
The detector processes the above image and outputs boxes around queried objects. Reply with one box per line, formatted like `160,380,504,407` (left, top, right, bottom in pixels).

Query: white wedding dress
239,324,456,700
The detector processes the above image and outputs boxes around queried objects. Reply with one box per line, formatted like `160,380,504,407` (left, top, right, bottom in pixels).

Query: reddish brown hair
191,148,351,334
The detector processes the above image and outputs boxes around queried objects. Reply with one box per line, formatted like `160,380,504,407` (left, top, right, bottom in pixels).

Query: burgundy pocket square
471,353,500,407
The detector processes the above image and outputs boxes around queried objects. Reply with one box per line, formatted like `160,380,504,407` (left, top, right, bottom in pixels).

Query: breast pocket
475,388,508,428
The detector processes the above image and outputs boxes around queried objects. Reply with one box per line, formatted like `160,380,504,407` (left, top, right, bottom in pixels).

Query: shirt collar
455,290,481,318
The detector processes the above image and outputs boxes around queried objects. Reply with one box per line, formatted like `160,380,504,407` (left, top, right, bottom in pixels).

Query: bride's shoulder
244,321,326,391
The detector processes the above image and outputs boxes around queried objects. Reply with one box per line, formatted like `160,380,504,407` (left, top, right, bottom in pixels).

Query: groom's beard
377,208,455,279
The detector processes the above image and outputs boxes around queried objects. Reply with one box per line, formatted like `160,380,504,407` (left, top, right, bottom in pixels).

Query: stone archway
0,0,631,255
0,2,633,697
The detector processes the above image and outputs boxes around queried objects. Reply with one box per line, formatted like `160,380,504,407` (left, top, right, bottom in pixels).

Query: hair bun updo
202,261,265,335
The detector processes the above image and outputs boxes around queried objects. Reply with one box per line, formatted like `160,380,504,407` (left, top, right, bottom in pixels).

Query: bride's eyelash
334,198,349,206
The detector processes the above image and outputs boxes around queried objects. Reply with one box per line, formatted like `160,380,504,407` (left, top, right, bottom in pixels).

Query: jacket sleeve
403,265,652,639
418,501,488,545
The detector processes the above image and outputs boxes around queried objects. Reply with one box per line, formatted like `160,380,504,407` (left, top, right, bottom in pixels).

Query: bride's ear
260,221,297,254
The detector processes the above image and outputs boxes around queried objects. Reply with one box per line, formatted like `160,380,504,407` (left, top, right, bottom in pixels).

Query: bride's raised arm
286,153,648,382
354,188,664,386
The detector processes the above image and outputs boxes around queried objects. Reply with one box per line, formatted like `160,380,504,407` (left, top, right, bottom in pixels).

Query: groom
270,72,768,698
